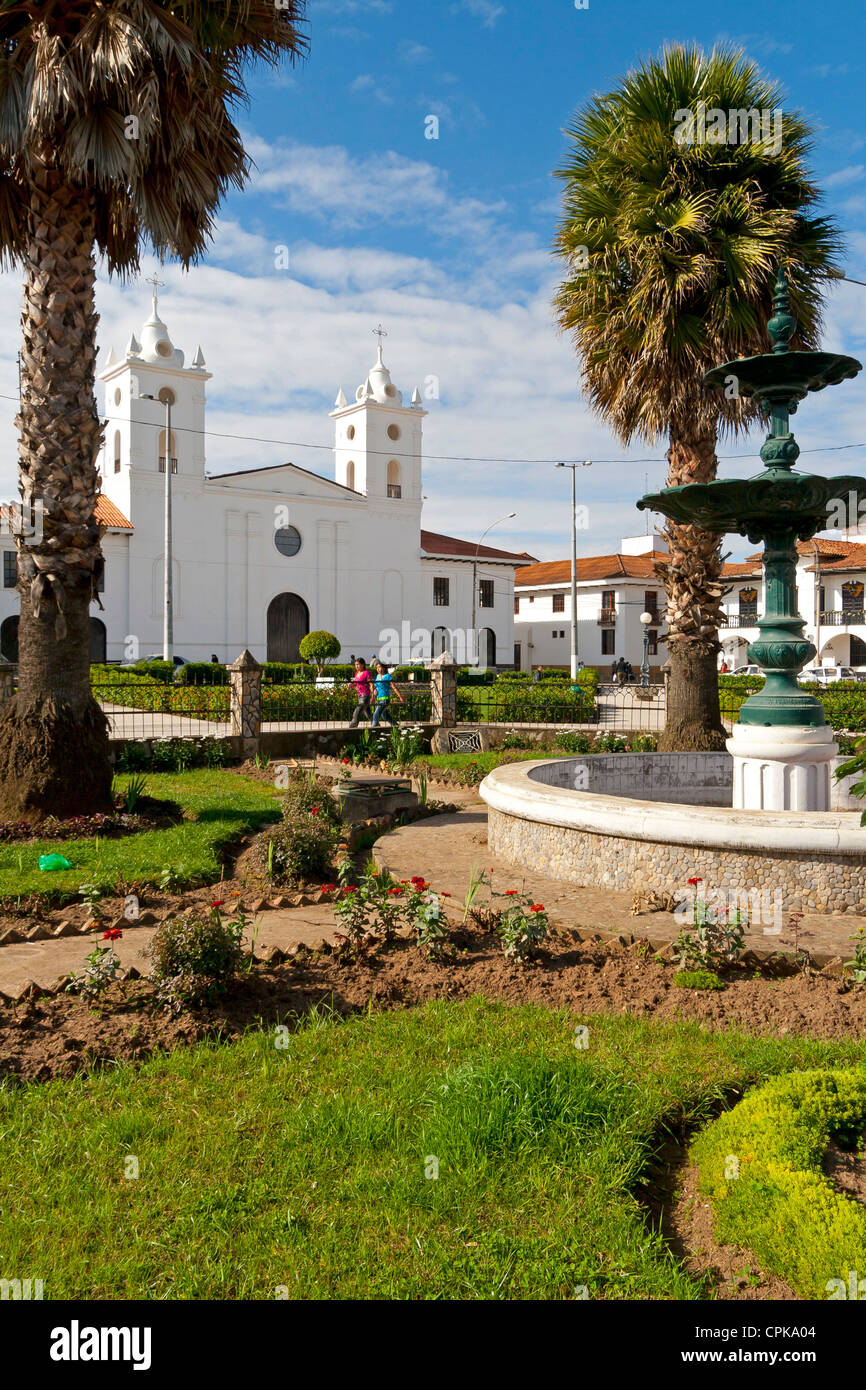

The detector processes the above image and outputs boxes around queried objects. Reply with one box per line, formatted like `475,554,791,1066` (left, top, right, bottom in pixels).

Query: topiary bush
298,629,341,674
691,1067,866,1297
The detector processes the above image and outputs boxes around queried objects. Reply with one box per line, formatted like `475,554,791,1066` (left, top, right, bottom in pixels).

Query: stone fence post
426,650,458,753
228,649,261,758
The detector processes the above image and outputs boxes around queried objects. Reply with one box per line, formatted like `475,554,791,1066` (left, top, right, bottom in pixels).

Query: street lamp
555,460,592,679
141,390,174,661
639,610,653,687
472,512,516,669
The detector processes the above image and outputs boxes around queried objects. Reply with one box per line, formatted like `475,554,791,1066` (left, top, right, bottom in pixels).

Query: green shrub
281,768,342,829
145,905,247,1010
673,969,725,990
175,662,229,686
691,1067,866,1297
131,659,175,682
256,817,338,886
554,731,591,754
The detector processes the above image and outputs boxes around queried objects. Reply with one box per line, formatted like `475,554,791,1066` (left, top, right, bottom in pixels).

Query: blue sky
2,0,866,561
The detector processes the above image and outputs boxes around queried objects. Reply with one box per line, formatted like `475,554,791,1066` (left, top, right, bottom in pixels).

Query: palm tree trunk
656,424,727,752
0,152,113,818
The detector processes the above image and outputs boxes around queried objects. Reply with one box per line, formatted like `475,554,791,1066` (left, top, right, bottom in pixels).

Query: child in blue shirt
372,662,404,726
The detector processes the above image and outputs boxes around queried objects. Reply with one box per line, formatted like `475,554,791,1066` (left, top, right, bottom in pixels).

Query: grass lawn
1,999,863,1299
0,770,282,901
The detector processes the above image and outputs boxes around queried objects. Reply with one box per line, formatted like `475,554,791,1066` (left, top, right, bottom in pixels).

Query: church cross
373,323,388,350
146,272,165,313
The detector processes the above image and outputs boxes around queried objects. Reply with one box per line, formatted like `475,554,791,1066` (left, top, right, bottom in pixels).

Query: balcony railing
598,609,617,625
387,483,402,498
158,456,178,474
820,610,866,626
720,612,759,628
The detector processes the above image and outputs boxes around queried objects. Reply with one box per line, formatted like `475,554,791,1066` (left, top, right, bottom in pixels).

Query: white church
0,293,531,667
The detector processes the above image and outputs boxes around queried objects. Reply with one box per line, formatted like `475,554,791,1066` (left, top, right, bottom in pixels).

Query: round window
346,425,355,440
274,525,302,557
156,341,172,358
114,388,122,405
385,383,397,397
387,423,400,440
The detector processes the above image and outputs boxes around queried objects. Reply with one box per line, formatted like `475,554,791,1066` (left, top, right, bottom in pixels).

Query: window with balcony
599,589,616,624
552,593,565,613
842,581,864,620
386,460,402,498
738,587,758,623
433,577,449,607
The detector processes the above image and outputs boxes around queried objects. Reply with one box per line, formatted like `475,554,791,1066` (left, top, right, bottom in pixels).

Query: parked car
728,664,762,676
797,666,865,685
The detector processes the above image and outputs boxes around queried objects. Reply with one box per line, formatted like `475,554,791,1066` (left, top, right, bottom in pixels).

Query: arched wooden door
89,617,106,663
0,616,18,662
480,627,496,668
267,593,310,663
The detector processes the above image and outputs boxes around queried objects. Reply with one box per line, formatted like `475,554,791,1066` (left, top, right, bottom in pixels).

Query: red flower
210,899,225,908
687,877,703,886
342,886,357,895
505,889,519,896
102,927,122,941
311,807,319,816
341,758,351,764
441,892,451,898
529,904,544,913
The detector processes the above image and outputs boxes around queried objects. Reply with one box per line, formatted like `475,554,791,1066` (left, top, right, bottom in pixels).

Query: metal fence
1,671,865,741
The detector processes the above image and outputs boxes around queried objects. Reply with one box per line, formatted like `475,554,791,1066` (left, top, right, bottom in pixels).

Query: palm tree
553,44,841,750
0,0,307,817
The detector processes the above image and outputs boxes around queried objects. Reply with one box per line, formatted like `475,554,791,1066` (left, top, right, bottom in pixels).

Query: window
387,424,400,440
601,628,615,656
514,596,520,614
346,425,355,441
552,593,565,613
433,577,449,607
479,579,494,609
2,551,16,588
738,586,758,621
529,595,534,603
648,630,658,656
387,459,401,498
842,581,864,614
600,589,616,621
346,461,355,491
274,526,302,557
97,565,105,594
644,590,659,616
851,635,866,665
113,431,121,474
552,629,559,638
158,426,177,474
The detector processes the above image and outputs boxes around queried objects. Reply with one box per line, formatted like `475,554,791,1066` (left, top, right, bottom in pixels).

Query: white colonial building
514,534,669,675
515,531,866,677
719,537,866,671
0,296,530,666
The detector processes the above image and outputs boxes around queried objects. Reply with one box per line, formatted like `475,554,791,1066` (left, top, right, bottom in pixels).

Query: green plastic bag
38,853,72,872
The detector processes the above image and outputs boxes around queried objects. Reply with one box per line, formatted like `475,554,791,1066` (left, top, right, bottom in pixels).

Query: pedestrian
610,658,618,683
210,653,219,664
372,661,405,727
624,660,633,683
531,665,543,684
720,659,729,674
348,658,373,726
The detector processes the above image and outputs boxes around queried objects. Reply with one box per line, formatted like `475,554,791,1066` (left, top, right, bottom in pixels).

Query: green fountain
638,269,866,811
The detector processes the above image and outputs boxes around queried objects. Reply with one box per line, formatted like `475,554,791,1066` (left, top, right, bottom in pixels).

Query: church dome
136,285,185,367
358,342,402,405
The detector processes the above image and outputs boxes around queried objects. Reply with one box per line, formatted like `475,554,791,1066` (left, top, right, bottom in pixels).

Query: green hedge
457,682,594,723
175,662,230,686
691,1068,866,1298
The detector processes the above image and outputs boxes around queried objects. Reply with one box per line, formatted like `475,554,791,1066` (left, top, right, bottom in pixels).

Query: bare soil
3,926,866,1088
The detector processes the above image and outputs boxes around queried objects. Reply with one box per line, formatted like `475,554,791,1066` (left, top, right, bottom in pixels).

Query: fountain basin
480,756,866,914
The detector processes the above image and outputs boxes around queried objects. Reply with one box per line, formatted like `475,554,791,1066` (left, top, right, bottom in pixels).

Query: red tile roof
517,551,667,587
421,529,534,564
96,495,133,530
721,561,762,579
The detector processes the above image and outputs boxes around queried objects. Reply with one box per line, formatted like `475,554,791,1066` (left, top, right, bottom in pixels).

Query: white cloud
825,165,865,189
399,41,433,64
453,0,505,27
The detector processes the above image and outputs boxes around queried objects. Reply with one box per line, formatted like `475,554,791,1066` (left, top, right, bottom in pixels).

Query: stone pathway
0,907,340,999
372,802,866,961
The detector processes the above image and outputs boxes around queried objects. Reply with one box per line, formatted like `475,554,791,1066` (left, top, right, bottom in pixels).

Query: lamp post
471,512,516,669
555,460,592,679
141,390,174,661
639,611,653,687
